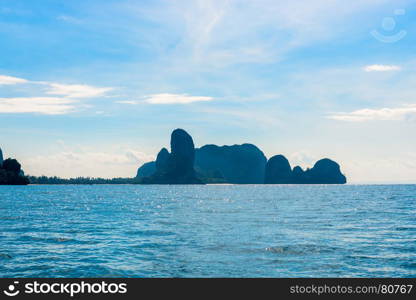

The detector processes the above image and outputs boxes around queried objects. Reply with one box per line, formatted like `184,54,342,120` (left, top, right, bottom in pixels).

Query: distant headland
4,128,347,185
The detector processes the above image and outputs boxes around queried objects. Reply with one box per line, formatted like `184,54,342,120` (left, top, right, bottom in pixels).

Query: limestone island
137,129,347,185
0,148,29,185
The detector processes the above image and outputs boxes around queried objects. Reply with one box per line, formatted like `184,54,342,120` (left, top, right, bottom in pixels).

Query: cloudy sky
1,0,415,183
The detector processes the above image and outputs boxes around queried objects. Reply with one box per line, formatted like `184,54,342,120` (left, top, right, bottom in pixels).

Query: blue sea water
0,184,415,278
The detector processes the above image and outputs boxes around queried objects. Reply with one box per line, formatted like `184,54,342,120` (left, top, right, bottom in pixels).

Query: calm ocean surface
0,185,415,278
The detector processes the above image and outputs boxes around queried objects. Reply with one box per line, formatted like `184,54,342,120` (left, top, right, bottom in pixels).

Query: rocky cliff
195,144,267,184
0,149,29,185
304,158,347,184
141,129,201,184
264,155,292,184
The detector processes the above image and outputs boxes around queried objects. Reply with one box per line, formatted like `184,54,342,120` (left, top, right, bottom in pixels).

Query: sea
0,184,415,277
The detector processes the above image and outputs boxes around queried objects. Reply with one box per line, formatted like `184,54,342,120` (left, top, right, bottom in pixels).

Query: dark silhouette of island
141,129,201,184
137,128,347,184
302,159,347,184
195,144,267,183
0,148,29,185
265,155,346,184
265,155,293,184
138,143,267,184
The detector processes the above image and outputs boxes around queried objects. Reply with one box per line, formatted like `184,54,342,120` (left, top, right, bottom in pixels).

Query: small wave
401,262,416,270
395,226,416,231
52,265,133,278
18,235,73,243
0,216,23,221
55,237,71,242
133,242,168,249
0,253,12,259
125,230,175,237
347,253,416,260
265,244,338,255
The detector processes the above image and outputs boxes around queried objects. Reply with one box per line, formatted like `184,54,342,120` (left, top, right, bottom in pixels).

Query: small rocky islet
0,148,29,185
137,128,347,184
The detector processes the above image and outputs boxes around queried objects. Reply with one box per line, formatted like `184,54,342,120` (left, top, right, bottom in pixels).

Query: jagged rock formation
137,143,267,184
141,129,201,184
165,129,197,181
0,154,30,185
136,130,347,184
265,155,292,184
195,144,267,184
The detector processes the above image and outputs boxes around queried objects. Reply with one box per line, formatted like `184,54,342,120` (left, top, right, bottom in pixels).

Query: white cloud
23,148,154,178
364,65,401,72
144,93,213,104
45,83,113,98
0,75,113,114
328,105,416,122
288,151,318,169
116,100,139,105
0,75,112,99
0,97,76,115
0,75,28,85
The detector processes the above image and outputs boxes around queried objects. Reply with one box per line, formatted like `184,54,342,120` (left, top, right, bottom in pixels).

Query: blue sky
1,0,416,182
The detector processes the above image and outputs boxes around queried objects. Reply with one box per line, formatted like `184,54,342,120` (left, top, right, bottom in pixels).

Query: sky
0,0,416,183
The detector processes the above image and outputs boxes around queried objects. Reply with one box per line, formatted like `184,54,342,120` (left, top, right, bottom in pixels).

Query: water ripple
0,184,415,277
